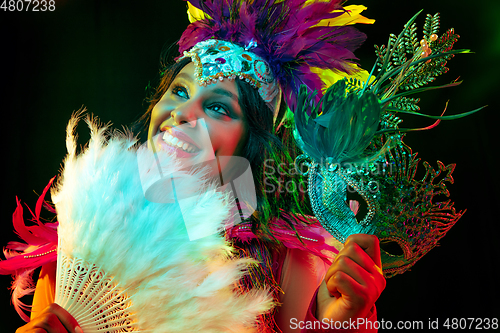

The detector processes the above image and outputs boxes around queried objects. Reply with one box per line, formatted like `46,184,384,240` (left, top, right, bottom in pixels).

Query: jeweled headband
178,39,281,120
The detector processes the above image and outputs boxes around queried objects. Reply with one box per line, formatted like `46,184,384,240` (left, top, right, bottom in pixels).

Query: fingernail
75,326,83,333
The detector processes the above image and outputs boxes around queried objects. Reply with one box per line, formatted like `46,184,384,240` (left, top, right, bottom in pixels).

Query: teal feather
293,11,484,169
294,80,382,165
294,85,324,162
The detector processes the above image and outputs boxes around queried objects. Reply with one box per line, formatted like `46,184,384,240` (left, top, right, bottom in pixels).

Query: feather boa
49,115,273,332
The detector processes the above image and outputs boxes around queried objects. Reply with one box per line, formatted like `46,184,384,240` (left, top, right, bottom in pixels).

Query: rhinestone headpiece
178,39,281,120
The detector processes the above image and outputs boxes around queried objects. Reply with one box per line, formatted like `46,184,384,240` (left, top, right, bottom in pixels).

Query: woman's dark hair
135,56,314,239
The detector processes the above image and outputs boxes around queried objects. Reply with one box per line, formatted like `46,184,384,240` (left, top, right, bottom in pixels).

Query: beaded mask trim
178,39,281,120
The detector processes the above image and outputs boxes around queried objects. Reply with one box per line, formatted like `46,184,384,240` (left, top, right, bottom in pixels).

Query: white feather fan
50,115,273,332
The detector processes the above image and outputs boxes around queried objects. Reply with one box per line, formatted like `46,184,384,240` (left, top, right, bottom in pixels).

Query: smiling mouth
162,131,200,153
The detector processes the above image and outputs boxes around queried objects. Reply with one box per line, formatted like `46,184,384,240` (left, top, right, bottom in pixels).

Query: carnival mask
298,136,463,277
293,12,481,277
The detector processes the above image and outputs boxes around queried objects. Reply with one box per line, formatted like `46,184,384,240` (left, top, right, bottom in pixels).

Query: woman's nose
171,102,199,128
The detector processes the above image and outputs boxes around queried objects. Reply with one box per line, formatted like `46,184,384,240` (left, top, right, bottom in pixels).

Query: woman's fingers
43,304,81,333
328,254,370,290
326,269,365,303
325,234,383,284
320,233,386,320
344,234,382,269
15,303,81,333
28,311,68,333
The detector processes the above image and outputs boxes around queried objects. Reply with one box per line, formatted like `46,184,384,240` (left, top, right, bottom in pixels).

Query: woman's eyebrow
175,72,192,81
173,74,238,103
212,88,238,103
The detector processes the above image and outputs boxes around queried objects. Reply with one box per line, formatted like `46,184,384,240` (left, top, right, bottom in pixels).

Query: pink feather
227,212,338,266
0,177,58,321
10,270,36,322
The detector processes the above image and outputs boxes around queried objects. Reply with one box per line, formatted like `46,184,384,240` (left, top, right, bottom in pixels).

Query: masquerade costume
1,1,482,332
178,0,374,125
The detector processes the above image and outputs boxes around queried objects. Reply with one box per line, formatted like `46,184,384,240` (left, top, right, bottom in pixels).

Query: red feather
0,178,58,322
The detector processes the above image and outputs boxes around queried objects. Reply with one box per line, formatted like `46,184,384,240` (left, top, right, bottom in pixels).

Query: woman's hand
316,234,386,323
16,303,82,333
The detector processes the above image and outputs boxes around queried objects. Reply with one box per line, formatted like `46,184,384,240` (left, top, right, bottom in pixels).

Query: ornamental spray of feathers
50,114,273,332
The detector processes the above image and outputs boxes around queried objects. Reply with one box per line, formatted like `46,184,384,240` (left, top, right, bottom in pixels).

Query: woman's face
148,62,248,177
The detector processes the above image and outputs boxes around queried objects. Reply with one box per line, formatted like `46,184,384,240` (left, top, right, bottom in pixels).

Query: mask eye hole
346,185,367,222
380,240,405,256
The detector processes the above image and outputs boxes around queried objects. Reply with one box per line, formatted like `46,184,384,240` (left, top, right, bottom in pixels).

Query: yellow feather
314,5,375,27
187,1,209,23
310,64,373,92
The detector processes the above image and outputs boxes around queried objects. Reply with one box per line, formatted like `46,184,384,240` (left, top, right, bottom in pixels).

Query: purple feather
179,0,367,106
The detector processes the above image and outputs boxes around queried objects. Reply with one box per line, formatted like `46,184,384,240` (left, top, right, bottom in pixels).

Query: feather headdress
48,115,273,332
178,0,374,114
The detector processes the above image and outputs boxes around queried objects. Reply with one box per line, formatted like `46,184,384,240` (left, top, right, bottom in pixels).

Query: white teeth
162,132,197,153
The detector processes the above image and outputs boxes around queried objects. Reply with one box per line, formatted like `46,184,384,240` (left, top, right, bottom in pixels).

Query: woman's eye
172,86,189,99
208,104,229,116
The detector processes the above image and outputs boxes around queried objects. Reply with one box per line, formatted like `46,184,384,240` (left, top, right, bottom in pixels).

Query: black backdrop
1,1,499,332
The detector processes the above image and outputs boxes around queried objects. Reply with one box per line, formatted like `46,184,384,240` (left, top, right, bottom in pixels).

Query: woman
13,39,385,330
3,1,496,332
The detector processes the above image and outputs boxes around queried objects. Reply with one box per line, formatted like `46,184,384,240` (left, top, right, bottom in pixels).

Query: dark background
1,0,498,331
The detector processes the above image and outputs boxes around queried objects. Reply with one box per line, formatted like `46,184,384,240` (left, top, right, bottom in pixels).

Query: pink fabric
276,247,329,332
227,214,339,265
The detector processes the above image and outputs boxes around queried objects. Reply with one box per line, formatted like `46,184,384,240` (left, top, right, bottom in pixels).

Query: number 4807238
1,0,56,12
